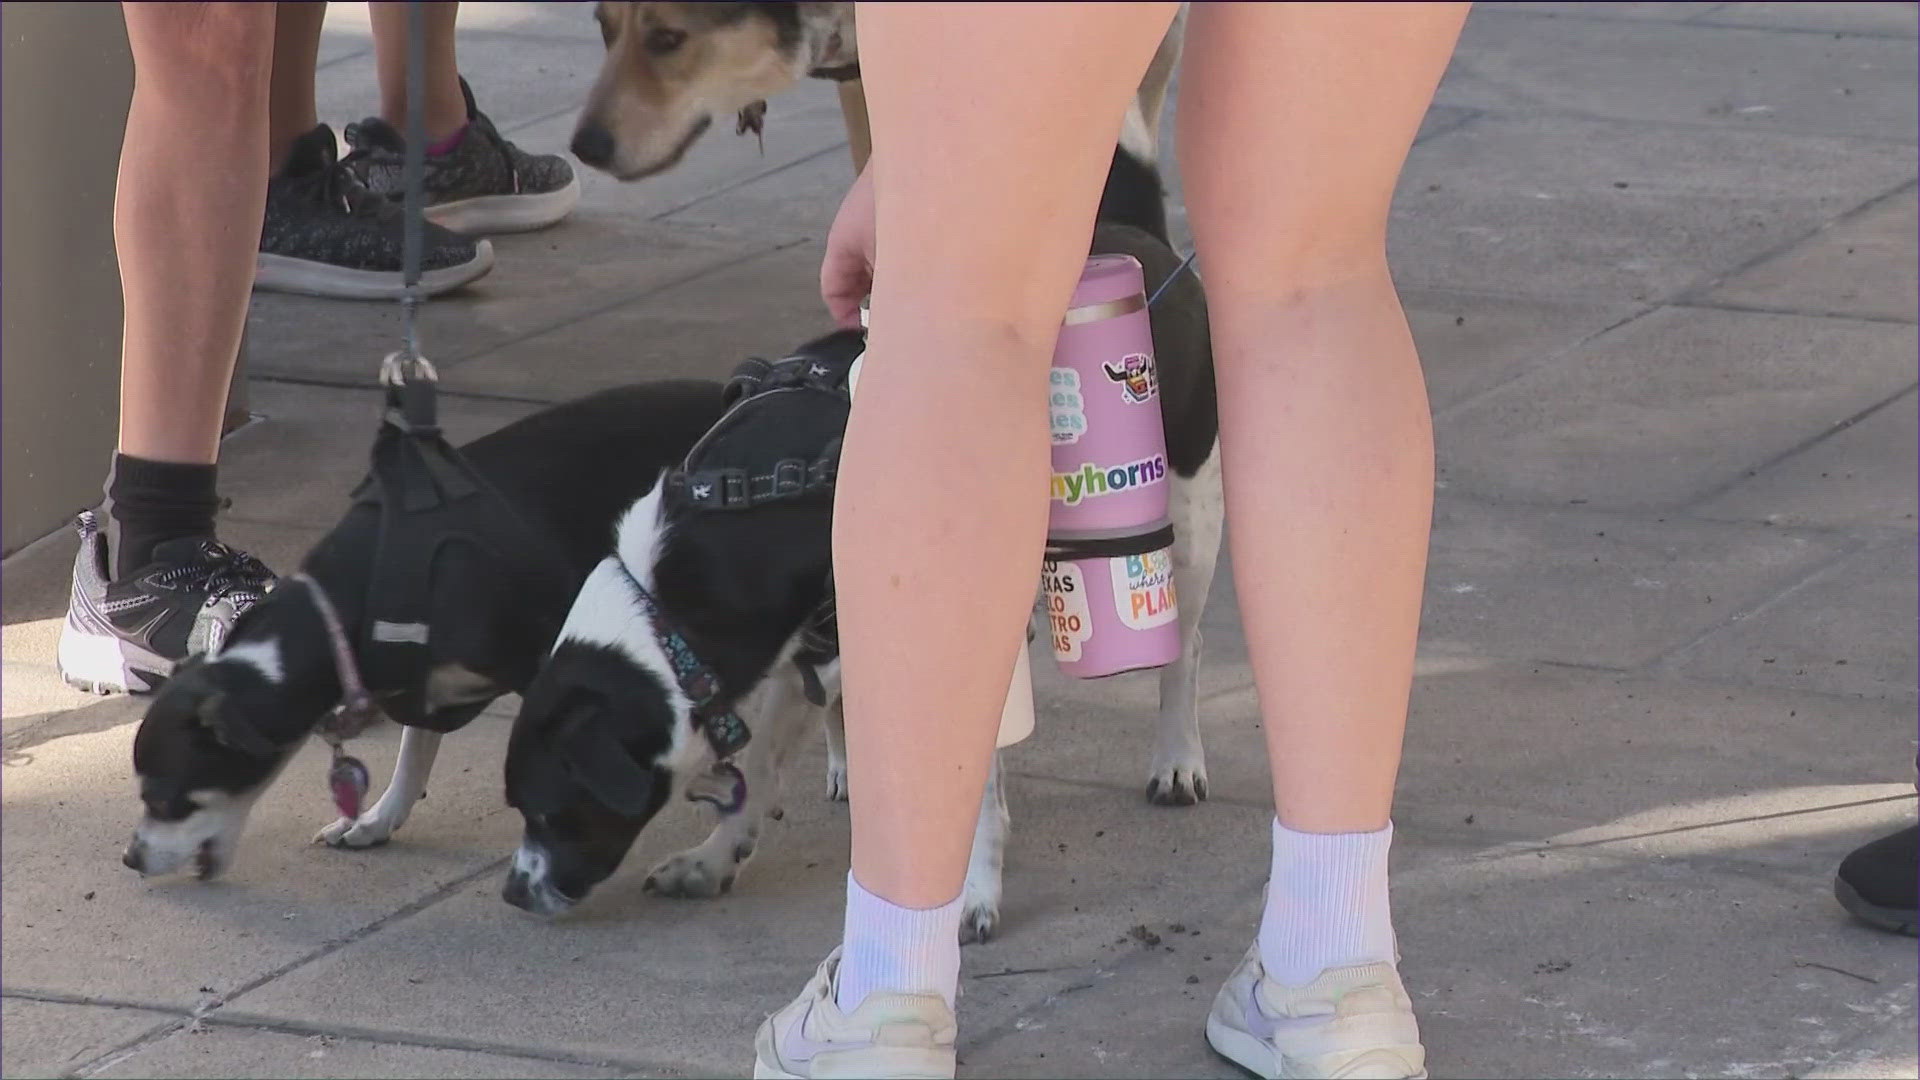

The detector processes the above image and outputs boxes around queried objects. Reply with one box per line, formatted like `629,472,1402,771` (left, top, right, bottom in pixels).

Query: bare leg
368,2,466,145
1176,7,1466,1073
839,0,1178,914
115,2,275,465
1178,1,1467,833
267,1,327,172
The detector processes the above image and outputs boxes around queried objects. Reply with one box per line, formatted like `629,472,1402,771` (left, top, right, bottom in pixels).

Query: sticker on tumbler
1112,549,1177,631
1102,352,1159,406
1049,368,1087,445
1041,559,1093,661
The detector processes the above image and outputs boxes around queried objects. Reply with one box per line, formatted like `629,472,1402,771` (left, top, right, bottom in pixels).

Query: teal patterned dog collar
616,563,751,760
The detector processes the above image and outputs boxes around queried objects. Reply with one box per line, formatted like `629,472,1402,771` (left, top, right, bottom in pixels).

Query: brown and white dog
571,2,860,179
572,2,1184,180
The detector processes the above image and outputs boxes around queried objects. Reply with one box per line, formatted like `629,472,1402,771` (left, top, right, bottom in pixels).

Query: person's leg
753,4,1175,1077
367,1,465,147
64,3,280,694
1175,3,1467,1076
115,2,273,476
350,1,578,235
267,1,327,172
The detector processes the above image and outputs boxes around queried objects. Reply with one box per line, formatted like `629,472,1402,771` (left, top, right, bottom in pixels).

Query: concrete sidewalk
4,3,1916,1077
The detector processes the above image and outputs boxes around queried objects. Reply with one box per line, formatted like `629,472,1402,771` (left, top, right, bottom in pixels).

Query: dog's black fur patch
1094,149,1218,480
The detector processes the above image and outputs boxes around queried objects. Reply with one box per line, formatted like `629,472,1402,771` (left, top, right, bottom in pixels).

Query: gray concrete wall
2,2,132,554
0,3,252,556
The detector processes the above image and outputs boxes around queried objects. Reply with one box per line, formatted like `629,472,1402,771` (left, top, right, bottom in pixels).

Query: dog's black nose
122,845,144,872
502,868,534,911
571,124,615,169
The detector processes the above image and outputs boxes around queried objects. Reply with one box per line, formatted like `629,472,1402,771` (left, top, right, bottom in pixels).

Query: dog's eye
643,25,687,56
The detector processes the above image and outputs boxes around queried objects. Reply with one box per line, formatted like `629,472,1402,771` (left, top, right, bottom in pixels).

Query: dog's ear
193,689,282,759
558,703,659,817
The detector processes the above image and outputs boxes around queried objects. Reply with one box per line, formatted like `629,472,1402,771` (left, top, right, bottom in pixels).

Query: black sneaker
345,77,580,235
57,511,277,694
256,124,495,300
1836,824,1918,936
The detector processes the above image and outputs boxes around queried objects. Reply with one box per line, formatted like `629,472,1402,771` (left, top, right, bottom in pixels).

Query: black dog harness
653,344,858,730
348,374,574,730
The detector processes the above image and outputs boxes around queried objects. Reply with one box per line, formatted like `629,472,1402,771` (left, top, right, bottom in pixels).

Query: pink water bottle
1041,254,1180,679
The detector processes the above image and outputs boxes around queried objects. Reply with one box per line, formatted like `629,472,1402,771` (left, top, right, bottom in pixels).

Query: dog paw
643,849,738,899
960,901,1000,945
313,815,395,849
1145,762,1209,807
825,763,849,803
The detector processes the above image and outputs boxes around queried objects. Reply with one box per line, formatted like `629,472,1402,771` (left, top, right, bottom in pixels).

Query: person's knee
124,3,274,99
1192,207,1392,299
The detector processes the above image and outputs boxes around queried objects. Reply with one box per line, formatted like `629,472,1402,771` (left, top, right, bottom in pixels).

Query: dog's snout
122,841,145,873
571,124,615,169
502,846,574,917
502,867,534,910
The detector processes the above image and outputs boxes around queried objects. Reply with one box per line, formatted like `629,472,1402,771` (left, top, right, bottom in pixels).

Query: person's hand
820,163,876,327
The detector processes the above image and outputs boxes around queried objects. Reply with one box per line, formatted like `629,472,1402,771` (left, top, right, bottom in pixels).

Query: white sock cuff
1260,817,1397,987
837,872,964,1011
1270,817,1394,871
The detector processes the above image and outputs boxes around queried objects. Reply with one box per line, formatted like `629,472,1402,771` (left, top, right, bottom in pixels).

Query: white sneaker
1206,945,1426,1079
753,948,957,1079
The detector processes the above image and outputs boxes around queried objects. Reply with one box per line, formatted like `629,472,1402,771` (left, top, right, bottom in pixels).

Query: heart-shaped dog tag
329,753,371,820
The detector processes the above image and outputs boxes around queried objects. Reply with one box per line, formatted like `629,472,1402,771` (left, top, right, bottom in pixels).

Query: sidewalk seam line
67,858,510,1078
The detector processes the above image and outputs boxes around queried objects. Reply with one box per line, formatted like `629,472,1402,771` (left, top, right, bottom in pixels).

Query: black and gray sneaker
1836,824,1918,936
345,77,580,235
57,511,277,695
256,123,495,300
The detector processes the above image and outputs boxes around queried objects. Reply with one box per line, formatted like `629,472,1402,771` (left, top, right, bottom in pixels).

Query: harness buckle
771,460,806,499
809,456,838,491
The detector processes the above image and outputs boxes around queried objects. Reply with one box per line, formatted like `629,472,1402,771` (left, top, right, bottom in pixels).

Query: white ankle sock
836,872,963,1012
1258,818,1397,987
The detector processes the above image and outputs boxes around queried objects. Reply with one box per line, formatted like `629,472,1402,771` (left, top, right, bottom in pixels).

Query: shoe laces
160,542,276,609
290,141,397,222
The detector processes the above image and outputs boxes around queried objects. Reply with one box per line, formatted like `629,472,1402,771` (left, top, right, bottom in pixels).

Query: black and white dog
122,383,729,879
573,0,1219,805
502,15,1221,935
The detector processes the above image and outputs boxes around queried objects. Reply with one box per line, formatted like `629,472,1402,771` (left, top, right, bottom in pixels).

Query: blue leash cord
1146,250,1198,309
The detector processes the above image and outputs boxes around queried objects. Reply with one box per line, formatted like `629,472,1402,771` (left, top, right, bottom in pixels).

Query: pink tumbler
1042,254,1180,679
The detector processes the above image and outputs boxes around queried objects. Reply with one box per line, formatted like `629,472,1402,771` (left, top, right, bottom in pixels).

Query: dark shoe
346,77,579,235
256,124,494,300
57,510,277,694
1836,824,1918,936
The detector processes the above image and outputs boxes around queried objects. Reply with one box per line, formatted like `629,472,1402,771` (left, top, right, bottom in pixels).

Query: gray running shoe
346,77,580,235
58,511,277,695
256,124,494,300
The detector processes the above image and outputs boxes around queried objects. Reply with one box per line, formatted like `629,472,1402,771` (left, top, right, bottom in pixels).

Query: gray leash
382,0,437,388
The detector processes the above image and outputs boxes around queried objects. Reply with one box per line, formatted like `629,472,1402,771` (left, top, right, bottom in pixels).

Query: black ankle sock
103,454,221,579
